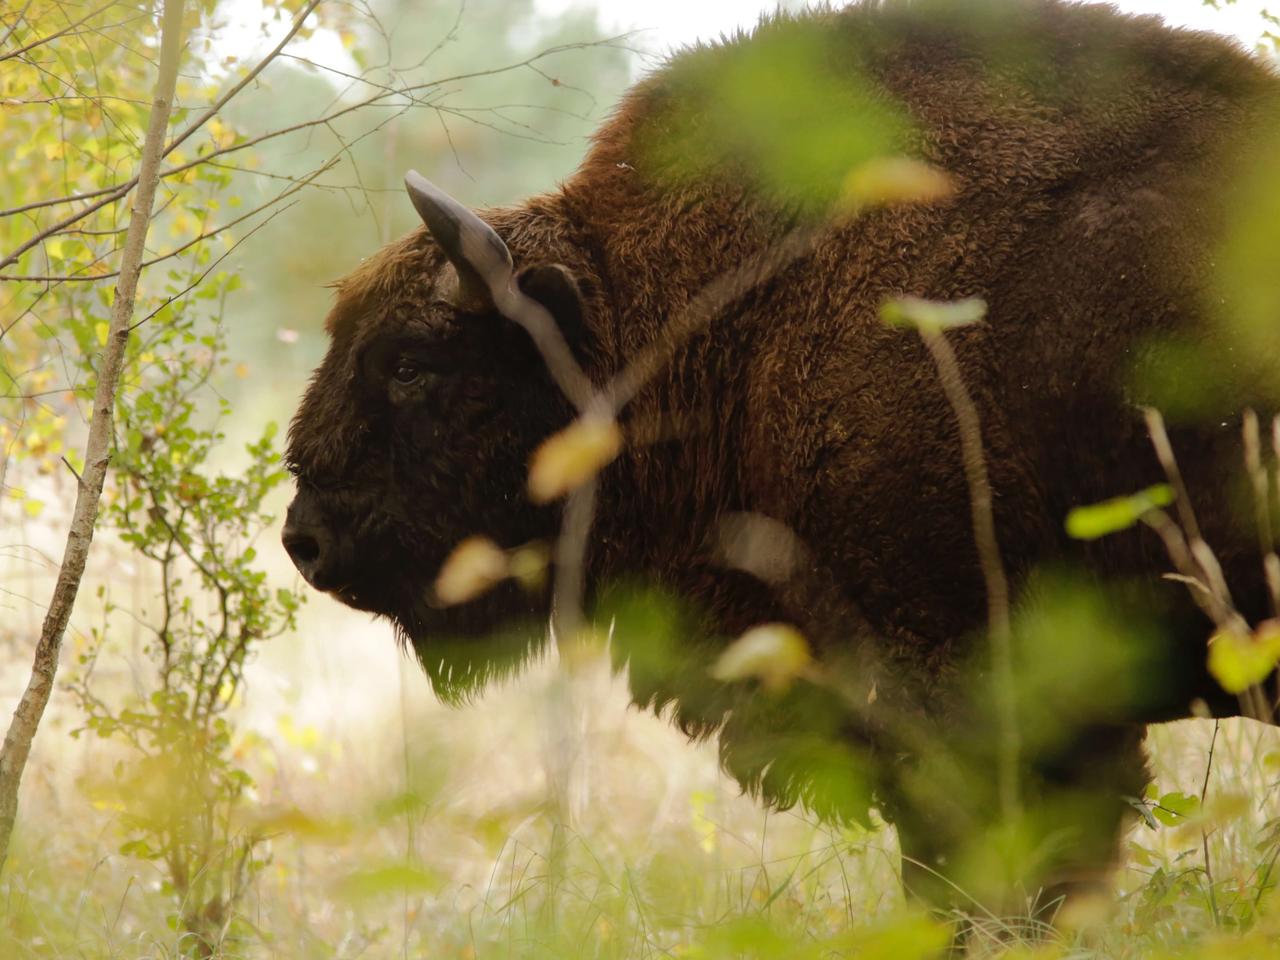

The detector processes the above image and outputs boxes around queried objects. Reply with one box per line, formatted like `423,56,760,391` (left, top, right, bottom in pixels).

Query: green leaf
1153,791,1200,826
334,864,441,901
880,295,988,333
835,914,952,960
641,21,912,214
1207,625,1280,694
119,839,160,860
710,623,811,692
1064,485,1174,540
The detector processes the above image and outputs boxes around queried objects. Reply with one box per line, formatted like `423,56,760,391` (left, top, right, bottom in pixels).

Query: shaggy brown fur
285,0,1279,913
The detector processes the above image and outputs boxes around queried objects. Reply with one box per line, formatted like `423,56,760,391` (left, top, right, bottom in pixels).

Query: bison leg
880,722,1148,926
1027,724,1150,916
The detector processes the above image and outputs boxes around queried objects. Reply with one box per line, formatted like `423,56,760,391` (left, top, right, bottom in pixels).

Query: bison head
283,173,591,690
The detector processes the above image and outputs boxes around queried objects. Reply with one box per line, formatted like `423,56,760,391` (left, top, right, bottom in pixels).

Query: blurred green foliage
640,18,909,214
1066,486,1174,542
1129,112,1280,422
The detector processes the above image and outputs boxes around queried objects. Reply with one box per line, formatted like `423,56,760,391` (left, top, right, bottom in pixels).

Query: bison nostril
283,529,322,567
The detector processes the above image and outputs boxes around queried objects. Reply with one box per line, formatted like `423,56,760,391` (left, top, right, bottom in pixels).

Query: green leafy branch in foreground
64,277,303,956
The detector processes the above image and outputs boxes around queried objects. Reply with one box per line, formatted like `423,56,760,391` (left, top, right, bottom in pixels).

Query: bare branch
0,35,627,228
1143,407,1248,636
0,178,135,272
0,0,36,49
916,324,1020,823
1142,510,1240,631
162,0,323,161
552,479,597,644
1244,409,1280,618
1144,407,1203,544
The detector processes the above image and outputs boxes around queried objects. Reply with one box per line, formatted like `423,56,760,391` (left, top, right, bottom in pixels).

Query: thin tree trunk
0,0,188,872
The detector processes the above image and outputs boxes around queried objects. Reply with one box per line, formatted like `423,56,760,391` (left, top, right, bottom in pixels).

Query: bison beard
284,0,1280,919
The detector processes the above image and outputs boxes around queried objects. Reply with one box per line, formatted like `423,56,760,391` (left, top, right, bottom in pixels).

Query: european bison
284,0,1280,915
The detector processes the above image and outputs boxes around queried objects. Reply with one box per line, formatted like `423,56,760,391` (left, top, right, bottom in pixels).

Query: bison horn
404,170,514,311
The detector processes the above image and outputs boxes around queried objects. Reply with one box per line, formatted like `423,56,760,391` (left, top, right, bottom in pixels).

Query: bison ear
516,263,594,365
404,170,513,312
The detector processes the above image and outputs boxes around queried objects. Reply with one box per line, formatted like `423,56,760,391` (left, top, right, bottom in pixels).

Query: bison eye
392,362,420,385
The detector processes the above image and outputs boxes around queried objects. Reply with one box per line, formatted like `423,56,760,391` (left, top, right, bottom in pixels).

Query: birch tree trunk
0,0,189,872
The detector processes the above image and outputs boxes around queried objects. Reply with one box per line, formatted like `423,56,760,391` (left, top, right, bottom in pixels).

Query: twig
602,226,819,415
0,0,36,49
0,0,188,873
485,223,830,662
1145,407,1203,544
552,479,598,645
0,161,332,283
1244,411,1279,614
1248,410,1280,619
1253,839,1280,912
162,0,324,161
917,325,1021,824
1143,409,1246,632
0,0,117,64
1201,719,1220,926
131,200,300,330
1142,510,1241,631
0,35,628,228
59,454,83,486
0,0,322,270
1142,413,1266,720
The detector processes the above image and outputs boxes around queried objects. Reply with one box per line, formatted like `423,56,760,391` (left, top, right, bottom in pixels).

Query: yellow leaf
253,807,353,843
842,157,953,209
710,623,811,692
508,542,549,593
46,237,66,260
434,536,508,606
881,295,987,333
1207,623,1280,694
22,498,44,518
528,416,623,504
277,715,321,751
94,321,108,346
234,362,249,379
690,789,718,853
170,211,194,238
